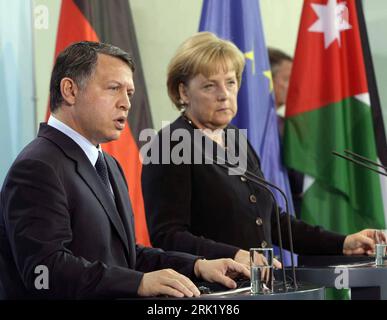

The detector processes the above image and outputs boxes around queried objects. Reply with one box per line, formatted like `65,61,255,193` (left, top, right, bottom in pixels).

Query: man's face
273,60,292,109
70,54,135,145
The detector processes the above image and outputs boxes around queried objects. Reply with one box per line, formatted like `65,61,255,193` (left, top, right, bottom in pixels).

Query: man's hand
234,249,282,269
193,258,250,289
343,229,377,255
137,269,200,298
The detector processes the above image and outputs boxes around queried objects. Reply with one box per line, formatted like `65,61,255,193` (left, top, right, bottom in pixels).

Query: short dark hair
268,47,292,77
49,41,135,112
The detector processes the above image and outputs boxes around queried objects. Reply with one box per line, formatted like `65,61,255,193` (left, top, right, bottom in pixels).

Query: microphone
212,156,297,289
332,150,387,177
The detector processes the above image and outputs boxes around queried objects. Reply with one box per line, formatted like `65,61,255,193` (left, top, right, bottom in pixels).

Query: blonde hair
167,32,245,110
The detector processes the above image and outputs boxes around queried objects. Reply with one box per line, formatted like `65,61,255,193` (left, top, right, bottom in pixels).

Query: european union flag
199,0,296,266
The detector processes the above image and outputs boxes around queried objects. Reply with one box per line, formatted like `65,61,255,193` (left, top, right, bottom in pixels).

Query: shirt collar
48,115,100,166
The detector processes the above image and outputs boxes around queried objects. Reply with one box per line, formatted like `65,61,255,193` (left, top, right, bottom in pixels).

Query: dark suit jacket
0,124,197,299
142,116,346,260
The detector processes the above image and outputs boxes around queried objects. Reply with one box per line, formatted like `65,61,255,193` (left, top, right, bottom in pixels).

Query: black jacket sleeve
1,159,145,299
271,206,346,255
1,158,199,299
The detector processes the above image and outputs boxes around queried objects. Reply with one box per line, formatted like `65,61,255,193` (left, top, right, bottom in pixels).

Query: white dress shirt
48,115,113,194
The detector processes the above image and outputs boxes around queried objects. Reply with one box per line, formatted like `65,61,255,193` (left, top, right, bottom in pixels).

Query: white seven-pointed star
308,0,352,48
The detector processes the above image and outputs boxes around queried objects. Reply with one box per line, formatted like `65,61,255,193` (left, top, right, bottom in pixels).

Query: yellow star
244,51,255,74
263,70,273,92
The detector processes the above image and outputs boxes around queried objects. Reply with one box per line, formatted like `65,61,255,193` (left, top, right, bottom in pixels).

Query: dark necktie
95,152,111,192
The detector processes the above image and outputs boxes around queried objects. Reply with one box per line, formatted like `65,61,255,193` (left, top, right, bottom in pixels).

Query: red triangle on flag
286,0,368,118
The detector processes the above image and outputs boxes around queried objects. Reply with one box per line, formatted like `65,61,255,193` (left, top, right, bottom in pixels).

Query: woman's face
179,69,239,130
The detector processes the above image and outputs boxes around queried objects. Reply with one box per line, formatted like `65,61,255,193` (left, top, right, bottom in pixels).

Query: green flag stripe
301,180,384,234
284,97,385,233
285,97,378,179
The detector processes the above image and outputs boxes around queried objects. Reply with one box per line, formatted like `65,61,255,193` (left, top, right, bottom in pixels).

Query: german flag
47,0,153,246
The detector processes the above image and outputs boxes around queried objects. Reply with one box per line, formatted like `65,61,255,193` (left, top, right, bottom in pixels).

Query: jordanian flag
47,0,153,245
284,0,387,234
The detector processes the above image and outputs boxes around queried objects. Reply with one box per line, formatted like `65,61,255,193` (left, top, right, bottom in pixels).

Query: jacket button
240,176,247,182
249,195,257,203
255,217,263,226
261,241,267,248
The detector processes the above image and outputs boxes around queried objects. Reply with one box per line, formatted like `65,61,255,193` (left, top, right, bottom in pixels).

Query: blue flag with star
199,0,296,266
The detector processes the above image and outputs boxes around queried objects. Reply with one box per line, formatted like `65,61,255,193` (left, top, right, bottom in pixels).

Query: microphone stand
332,150,387,177
344,150,387,170
242,168,297,289
213,161,288,290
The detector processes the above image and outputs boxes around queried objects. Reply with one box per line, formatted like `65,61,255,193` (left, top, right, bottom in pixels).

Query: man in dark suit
0,41,248,299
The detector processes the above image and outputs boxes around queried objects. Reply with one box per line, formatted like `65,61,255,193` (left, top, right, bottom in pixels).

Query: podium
192,274,324,300
295,255,387,300
198,282,324,300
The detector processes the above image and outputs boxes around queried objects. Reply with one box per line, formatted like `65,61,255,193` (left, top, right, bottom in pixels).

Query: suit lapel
105,155,137,267
75,159,131,257
38,124,131,258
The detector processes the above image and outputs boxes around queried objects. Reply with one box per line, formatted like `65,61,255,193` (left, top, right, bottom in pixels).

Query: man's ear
60,77,79,106
178,82,189,104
